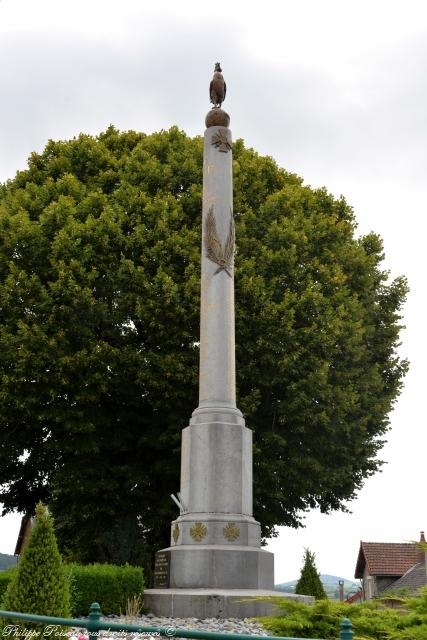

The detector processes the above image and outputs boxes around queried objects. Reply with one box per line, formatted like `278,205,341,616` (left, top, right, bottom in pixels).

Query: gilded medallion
172,524,180,544
223,522,240,542
190,522,207,541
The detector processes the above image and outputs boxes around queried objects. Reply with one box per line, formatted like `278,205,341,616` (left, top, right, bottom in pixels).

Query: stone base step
144,588,314,618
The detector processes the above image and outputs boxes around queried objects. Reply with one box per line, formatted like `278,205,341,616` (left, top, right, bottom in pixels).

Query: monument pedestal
158,544,274,590
144,406,301,616
144,412,298,616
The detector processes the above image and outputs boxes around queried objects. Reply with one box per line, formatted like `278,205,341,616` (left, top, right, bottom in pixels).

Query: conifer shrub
260,589,427,639
64,563,144,616
1,503,70,637
295,548,327,599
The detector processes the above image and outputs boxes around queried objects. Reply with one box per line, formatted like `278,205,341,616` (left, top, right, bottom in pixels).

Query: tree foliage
1,503,70,634
0,126,408,564
296,548,327,599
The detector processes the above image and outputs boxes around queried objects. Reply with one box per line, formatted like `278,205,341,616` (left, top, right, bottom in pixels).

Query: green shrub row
65,563,144,616
260,591,427,640
0,563,143,617
0,567,17,605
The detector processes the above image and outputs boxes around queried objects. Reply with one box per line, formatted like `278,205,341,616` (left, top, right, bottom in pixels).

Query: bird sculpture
209,62,226,108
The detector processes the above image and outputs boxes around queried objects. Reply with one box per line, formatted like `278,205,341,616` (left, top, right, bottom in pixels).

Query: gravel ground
68,613,270,639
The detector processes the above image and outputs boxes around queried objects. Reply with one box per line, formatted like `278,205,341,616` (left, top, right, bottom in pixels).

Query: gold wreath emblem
223,522,240,542
172,524,180,543
204,206,235,277
190,522,207,541
211,128,232,153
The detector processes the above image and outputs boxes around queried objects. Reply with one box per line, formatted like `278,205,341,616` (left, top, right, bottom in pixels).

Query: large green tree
0,126,408,566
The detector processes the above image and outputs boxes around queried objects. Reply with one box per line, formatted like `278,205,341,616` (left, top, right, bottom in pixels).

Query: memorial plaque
153,550,170,588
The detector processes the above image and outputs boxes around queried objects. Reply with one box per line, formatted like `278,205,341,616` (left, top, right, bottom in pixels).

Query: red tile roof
346,590,364,604
385,561,427,593
355,541,421,579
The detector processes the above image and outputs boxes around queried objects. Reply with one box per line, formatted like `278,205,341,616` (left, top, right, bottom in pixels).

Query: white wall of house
363,566,375,599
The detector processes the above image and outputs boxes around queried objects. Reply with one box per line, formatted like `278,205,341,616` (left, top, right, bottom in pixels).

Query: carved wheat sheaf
204,206,235,277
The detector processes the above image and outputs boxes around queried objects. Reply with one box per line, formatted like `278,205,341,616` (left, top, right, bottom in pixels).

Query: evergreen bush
295,548,327,599
64,562,144,615
1,503,70,637
260,589,427,639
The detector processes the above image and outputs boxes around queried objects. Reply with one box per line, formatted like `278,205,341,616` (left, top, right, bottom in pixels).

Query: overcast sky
1,0,426,584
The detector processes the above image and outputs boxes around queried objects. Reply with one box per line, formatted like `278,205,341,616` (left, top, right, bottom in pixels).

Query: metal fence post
339,617,353,639
87,602,102,640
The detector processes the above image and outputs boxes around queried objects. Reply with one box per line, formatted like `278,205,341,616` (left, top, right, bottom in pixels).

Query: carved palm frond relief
204,206,235,277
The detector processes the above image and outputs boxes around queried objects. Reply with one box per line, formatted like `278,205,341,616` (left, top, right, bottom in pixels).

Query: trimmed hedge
1,563,143,617
65,563,144,616
0,567,17,605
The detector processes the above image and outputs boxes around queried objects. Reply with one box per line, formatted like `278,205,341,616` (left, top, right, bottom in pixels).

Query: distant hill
0,553,17,570
276,574,361,600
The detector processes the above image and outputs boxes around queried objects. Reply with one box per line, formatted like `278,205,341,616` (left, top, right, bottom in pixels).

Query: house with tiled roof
385,560,427,594
354,531,427,599
14,514,34,558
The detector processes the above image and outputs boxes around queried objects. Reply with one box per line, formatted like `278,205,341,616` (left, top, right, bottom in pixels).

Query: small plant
121,593,143,617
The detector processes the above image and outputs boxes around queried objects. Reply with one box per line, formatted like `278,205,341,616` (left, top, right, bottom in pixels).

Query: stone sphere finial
205,107,230,128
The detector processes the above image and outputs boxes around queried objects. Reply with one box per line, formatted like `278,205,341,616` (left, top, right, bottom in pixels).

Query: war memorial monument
144,64,312,618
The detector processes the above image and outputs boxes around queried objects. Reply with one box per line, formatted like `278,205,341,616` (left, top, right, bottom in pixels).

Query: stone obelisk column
168,63,273,588
144,64,295,618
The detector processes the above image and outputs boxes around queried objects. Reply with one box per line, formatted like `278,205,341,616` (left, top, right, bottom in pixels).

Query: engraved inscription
153,551,170,588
